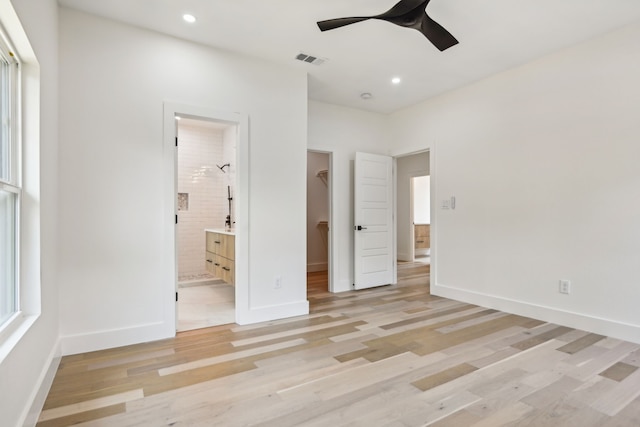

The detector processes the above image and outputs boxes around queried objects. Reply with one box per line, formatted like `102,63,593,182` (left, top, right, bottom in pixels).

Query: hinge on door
175,137,178,147
175,214,178,224
176,292,178,302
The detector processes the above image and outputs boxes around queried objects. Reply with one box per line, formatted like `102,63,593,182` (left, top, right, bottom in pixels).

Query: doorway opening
307,151,331,295
175,116,237,331
411,175,431,264
395,150,431,286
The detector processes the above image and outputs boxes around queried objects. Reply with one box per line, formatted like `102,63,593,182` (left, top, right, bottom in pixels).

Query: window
0,32,20,328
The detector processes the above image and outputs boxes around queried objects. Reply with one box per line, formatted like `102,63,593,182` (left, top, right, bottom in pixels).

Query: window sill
0,312,39,364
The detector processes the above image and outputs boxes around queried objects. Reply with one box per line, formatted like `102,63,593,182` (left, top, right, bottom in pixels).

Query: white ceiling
58,0,640,114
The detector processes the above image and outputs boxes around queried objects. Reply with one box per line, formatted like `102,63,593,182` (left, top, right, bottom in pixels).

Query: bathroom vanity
414,224,430,250
205,229,235,286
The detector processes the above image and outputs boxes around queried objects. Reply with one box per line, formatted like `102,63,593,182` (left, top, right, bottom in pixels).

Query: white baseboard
59,300,310,355
307,262,328,273
332,278,353,293
236,300,309,325
60,321,172,356
397,252,412,262
432,283,640,345
21,339,61,427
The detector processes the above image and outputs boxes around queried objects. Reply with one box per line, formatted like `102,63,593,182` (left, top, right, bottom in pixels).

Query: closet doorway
306,151,332,294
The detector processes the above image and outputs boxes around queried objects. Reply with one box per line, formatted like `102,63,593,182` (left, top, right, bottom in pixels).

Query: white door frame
307,149,334,292
409,176,416,262
163,102,249,333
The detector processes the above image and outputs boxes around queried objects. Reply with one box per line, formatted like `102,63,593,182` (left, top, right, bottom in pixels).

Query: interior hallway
37,263,640,426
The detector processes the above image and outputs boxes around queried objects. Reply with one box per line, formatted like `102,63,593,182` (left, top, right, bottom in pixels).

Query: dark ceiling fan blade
377,0,430,19
316,0,458,51
420,14,459,51
317,17,371,32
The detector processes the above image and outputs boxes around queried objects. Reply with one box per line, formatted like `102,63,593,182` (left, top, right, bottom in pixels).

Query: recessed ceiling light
391,77,401,85
175,116,182,121
183,14,196,23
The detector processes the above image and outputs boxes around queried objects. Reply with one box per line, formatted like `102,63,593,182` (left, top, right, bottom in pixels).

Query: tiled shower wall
222,126,236,228
177,121,226,279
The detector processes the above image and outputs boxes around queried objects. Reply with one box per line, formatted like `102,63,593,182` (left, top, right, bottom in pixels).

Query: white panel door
354,152,394,290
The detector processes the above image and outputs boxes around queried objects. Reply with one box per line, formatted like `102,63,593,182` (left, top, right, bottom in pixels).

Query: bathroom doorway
411,175,431,264
175,116,237,331
396,150,430,264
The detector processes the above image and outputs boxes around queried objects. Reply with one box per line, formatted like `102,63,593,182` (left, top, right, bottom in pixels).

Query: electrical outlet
275,276,282,289
559,280,571,294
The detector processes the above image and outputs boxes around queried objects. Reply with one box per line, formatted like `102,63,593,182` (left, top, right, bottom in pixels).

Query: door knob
356,225,368,231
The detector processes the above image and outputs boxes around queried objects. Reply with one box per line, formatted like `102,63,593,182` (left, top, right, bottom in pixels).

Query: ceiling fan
317,0,459,51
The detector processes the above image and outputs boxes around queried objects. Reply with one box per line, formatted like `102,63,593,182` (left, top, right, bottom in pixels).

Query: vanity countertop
205,228,235,236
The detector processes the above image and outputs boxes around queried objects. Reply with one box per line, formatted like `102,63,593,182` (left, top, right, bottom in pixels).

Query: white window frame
0,0,40,364
0,22,21,332
0,185,21,327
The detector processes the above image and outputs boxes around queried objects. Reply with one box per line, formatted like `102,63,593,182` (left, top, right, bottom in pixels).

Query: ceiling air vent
295,52,326,66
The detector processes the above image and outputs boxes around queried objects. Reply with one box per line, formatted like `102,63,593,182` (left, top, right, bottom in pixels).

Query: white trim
429,143,437,293
236,300,309,325
0,0,41,360
21,339,61,427
432,282,640,344
397,251,412,263
392,157,398,284
408,175,415,262
0,182,20,192
0,312,35,363
60,322,167,356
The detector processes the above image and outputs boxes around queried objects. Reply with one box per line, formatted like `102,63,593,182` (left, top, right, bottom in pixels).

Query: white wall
0,1,59,426
307,152,329,272
396,152,429,261
389,21,640,343
58,8,308,354
308,101,390,292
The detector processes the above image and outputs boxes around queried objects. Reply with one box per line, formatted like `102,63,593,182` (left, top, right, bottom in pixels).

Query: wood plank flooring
37,262,640,426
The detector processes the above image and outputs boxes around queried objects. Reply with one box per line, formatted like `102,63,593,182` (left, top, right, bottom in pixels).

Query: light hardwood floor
37,263,640,426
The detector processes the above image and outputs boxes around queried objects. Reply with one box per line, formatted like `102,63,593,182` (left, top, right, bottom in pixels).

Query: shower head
217,163,230,173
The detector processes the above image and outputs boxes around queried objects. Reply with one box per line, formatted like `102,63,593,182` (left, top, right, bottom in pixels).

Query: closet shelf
316,169,328,186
